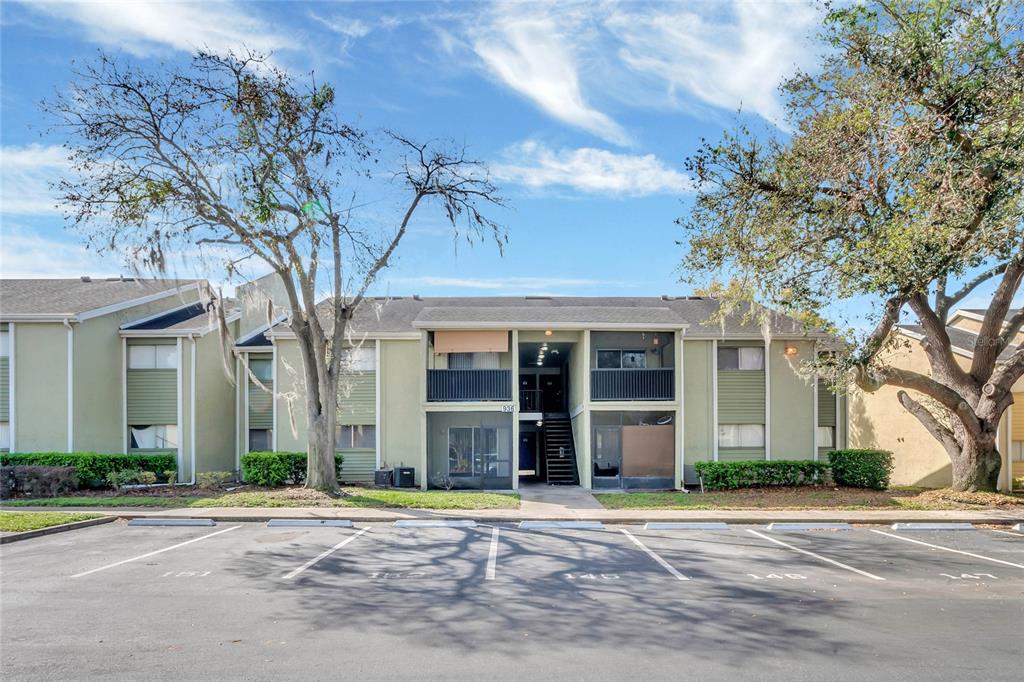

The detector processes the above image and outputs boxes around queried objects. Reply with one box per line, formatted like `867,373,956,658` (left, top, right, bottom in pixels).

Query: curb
94,512,1024,526
0,516,116,544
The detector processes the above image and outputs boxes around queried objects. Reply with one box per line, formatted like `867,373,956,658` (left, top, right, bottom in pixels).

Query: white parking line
72,525,242,578
486,527,500,581
991,529,1024,537
746,529,886,581
282,527,370,580
620,529,689,581
869,529,1024,569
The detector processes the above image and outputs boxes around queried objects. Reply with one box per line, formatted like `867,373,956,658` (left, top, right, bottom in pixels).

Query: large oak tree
46,51,503,491
681,0,1024,491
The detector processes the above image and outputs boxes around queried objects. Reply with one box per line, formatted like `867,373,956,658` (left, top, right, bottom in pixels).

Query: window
340,347,375,371
717,347,764,370
448,352,498,369
248,429,272,452
248,358,272,382
816,426,835,448
129,424,178,449
336,424,376,450
447,426,498,476
0,422,9,450
0,330,9,358
597,350,646,369
718,424,765,448
128,344,177,369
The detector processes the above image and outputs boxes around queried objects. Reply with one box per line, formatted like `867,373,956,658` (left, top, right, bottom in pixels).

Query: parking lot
2,521,1021,681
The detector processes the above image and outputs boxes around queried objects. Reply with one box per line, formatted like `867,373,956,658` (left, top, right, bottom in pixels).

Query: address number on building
500,404,514,413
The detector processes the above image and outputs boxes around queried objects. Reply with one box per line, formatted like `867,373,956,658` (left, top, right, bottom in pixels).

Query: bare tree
45,51,504,491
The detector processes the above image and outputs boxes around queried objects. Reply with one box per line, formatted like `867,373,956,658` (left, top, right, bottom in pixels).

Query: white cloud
605,2,820,127
491,141,691,196
0,225,119,279
27,1,293,58
471,7,630,146
0,144,70,216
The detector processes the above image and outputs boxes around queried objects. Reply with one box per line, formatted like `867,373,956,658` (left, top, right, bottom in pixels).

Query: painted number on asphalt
161,571,211,578
564,573,620,581
747,573,807,580
939,573,998,580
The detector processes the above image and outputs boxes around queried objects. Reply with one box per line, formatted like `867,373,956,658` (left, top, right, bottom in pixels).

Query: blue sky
0,0,830,299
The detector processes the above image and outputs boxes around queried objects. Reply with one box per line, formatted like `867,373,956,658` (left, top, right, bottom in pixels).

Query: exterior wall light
784,344,799,357
544,329,553,336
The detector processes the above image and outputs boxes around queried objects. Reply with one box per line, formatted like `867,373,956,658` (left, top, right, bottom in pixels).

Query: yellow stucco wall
274,339,308,452
12,323,68,452
194,324,238,473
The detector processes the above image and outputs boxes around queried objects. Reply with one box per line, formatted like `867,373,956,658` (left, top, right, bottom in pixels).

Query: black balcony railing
591,368,674,401
427,369,512,402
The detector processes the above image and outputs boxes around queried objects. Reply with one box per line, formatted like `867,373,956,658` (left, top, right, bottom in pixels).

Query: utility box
395,467,416,488
374,469,394,487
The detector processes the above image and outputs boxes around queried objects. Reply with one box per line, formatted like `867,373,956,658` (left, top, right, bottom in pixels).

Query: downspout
63,318,74,453
189,334,197,485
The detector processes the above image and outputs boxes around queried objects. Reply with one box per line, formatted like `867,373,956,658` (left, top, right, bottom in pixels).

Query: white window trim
375,338,382,469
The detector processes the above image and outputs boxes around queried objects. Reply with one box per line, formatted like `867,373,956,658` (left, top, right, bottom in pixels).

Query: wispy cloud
387,275,635,292
605,2,820,127
0,224,118,278
0,144,70,216
26,1,294,58
491,141,691,196
470,6,630,146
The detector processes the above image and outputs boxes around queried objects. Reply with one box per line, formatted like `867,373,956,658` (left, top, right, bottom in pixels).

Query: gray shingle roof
899,324,1019,361
0,278,197,318
281,295,821,339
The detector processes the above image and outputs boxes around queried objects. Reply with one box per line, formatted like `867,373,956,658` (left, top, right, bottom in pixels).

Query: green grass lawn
0,511,104,533
1,487,520,510
594,486,1024,511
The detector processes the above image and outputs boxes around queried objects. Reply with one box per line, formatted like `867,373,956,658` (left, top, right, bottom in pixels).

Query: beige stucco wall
380,339,424,481
849,338,954,487
769,340,815,460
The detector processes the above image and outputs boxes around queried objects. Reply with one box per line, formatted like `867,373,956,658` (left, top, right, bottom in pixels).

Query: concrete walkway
517,482,604,518
7,505,1021,525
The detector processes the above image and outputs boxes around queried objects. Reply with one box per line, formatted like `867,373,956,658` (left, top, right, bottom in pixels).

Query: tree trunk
951,435,1002,492
305,411,338,491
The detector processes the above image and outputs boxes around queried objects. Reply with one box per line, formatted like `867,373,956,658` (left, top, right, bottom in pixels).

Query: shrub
0,466,79,498
137,471,158,485
197,471,235,489
162,469,178,484
241,452,344,487
694,460,829,490
827,449,894,490
0,453,176,489
105,469,143,490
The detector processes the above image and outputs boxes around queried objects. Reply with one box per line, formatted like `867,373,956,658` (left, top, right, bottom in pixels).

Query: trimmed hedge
827,449,894,490
1,466,79,498
0,452,177,489
241,451,344,487
694,460,829,489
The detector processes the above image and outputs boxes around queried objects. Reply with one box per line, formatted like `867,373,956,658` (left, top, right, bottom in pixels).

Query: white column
712,339,719,462
65,320,74,452
812,343,819,461
234,354,241,470
764,339,772,461
511,329,520,491
176,338,184,482
374,338,382,469
190,335,197,484
121,337,128,454
8,323,15,452
270,344,278,452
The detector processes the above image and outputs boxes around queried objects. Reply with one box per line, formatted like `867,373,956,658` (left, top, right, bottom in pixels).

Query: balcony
427,369,512,402
591,368,674,401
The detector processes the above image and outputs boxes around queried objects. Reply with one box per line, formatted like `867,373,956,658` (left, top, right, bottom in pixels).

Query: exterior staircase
542,415,579,485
